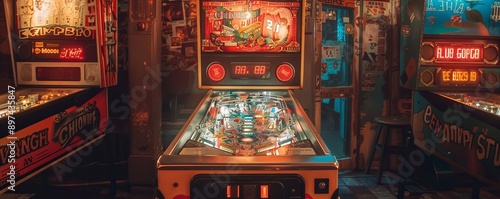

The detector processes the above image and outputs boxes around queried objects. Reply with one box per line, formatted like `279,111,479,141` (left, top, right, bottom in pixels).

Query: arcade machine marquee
0,0,117,192
157,0,340,198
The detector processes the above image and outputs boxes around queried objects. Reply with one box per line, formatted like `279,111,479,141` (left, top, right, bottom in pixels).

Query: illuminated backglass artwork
424,0,500,36
16,0,97,37
14,0,99,61
201,0,301,53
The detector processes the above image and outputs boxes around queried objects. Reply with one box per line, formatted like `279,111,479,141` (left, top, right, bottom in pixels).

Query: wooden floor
338,170,500,199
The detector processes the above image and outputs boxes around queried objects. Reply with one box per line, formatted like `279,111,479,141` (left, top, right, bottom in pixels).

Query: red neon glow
435,44,483,62
276,64,294,82
233,65,267,75
226,185,240,198
260,185,269,198
60,48,84,59
207,63,225,82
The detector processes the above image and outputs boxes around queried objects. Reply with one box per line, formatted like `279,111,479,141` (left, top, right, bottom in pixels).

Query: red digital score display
33,45,86,60
60,48,84,59
435,44,483,63
230,63,270,79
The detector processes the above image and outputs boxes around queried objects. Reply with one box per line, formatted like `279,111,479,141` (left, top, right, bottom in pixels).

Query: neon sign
435,43,483,63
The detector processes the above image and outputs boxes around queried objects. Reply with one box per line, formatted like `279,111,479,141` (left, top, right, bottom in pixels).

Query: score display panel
198,0,305,89
418,36,500,89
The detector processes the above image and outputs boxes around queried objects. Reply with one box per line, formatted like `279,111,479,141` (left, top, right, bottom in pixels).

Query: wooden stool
365,116,413,184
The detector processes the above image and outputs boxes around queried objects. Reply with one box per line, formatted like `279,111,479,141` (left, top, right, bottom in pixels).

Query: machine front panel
158,169,339,199
412,91,500,185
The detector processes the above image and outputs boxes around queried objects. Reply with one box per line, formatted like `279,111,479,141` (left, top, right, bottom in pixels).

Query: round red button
276,63,295,82
207,63,225,82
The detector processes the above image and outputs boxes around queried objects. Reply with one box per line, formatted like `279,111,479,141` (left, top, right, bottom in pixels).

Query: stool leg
406,126,414,147
471,183,480,199
365,124,383,174
397,177,406,199
377,126,391,184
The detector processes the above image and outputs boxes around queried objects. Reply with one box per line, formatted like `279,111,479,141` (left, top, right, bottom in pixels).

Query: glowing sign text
435,44,483,62
60,48,84,59
18,26,93,39
439,69,479,85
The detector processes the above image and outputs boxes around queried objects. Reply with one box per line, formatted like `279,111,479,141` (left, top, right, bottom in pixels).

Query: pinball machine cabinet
157,0,340,198
400,0,500,188
0,0,117,193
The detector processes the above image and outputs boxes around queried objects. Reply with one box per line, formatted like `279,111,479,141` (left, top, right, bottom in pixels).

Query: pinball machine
0,0,117,193
400,0,500,188
157,0,340,198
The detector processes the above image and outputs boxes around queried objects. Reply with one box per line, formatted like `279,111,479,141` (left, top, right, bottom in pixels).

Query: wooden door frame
312,3,359,170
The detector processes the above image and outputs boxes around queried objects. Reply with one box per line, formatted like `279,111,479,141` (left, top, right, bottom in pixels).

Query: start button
276,63,295,82
207,63,225,82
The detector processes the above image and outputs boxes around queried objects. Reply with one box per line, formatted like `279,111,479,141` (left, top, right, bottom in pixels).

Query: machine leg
397,178,406,199
471,184,480,199
108,133,117,197
169,94,179,121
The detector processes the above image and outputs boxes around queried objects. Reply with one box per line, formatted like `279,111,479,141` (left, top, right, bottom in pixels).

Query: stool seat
365,116,413,186
374,116,411,126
